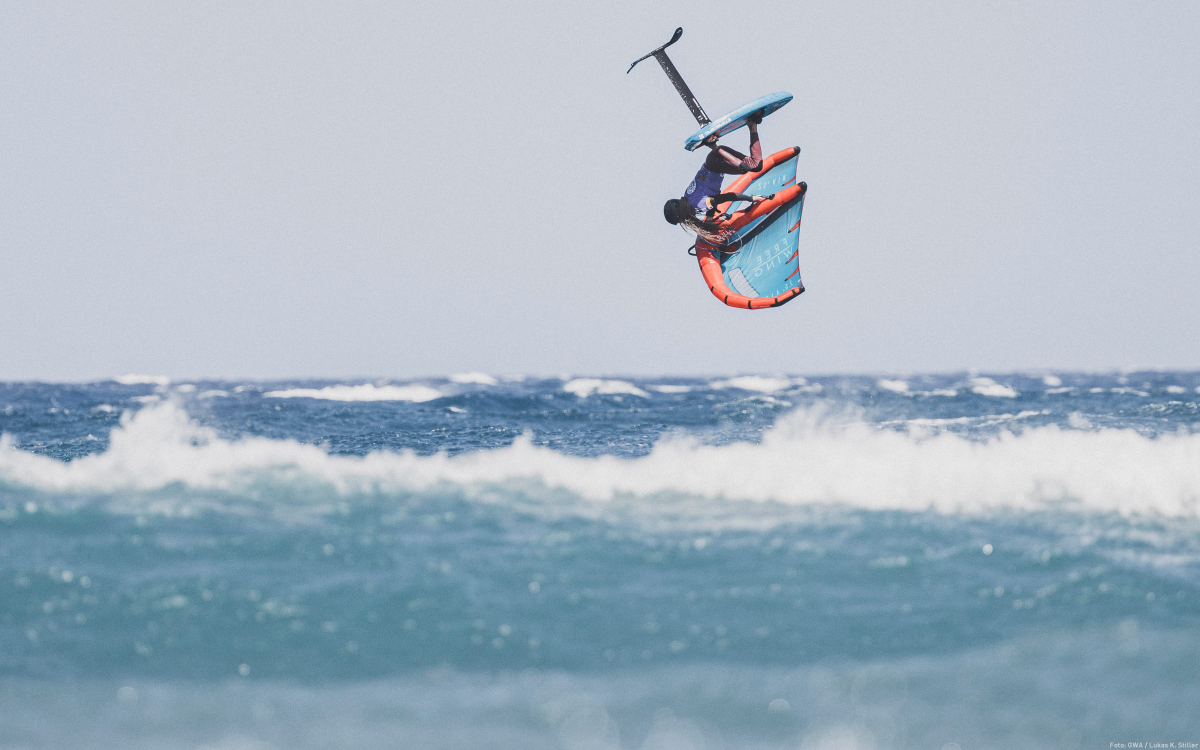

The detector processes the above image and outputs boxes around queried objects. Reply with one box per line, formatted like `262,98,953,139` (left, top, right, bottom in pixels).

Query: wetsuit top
684,163,725,214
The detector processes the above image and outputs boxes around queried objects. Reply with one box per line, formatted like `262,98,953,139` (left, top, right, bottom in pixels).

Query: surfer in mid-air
662,112,773,243
629,26,808,309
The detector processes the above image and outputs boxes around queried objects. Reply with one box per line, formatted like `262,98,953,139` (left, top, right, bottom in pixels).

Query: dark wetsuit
682,128,764,214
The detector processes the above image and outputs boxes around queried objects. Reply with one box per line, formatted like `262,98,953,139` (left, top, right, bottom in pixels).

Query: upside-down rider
662,111,775,244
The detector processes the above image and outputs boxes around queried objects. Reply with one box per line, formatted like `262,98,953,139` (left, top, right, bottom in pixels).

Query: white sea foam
970,378,1018,398
562,379,649,398
650,385,694,394
198,390,229,399
113,374,170,386
449,373,498,386
1110,387,1150,397
263,384,443,403
709,376,799,393
2,403,1199,518
1165,385,1186,394
877,379,909,393
1043,375,1063,387
888,411,1044,429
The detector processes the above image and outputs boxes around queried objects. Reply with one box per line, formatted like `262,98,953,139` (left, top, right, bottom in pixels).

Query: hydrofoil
627,27,792,151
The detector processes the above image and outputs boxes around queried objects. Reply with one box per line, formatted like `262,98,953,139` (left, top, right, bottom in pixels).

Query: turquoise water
2,373,1199,748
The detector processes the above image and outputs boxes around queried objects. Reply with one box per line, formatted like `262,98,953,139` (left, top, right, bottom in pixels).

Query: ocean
1,372,1198,749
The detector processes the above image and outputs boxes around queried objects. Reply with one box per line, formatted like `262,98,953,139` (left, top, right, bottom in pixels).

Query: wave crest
263,384,443,402
1,403,1198,517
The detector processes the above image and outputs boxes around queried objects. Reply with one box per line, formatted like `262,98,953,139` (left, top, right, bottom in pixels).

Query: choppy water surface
2,372,1199,749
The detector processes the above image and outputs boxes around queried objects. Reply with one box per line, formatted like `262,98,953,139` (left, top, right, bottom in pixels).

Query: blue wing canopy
717,154,805,299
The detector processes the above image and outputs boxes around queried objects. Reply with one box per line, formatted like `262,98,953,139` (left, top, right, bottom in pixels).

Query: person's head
664,197,725,245
663,198,695,226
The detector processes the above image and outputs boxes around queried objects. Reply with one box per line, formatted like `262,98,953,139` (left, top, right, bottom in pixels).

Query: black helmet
663,198,691,225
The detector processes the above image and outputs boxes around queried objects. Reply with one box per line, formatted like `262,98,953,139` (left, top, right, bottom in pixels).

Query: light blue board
719,154,805,299
684,92,792,152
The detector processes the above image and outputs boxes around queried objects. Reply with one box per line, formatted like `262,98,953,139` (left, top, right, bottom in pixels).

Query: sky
2,1,1199,380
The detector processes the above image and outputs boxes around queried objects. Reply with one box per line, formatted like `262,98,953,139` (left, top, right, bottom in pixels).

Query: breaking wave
1,402,1198,517
262,384,444,402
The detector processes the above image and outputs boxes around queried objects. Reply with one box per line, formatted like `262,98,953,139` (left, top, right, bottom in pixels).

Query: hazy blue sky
3,1,1198,380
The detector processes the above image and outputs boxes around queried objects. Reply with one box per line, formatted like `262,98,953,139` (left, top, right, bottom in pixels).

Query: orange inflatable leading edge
694,147,807,310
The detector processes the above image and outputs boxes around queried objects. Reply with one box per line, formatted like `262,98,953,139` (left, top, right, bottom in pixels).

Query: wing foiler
695,147,807,309
628,28,808,310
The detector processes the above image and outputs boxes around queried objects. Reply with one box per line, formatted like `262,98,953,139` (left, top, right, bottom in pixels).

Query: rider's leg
706,146,747,174
743,123,763,172
706,124,763,173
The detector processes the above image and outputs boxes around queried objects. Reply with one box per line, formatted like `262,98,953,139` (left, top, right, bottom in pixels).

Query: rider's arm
712,192,761,205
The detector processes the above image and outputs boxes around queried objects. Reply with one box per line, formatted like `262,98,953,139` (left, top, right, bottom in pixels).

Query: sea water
1,372,1198,749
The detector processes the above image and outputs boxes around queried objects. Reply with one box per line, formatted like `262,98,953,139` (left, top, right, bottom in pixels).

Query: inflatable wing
695,147,807,309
